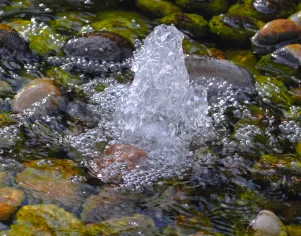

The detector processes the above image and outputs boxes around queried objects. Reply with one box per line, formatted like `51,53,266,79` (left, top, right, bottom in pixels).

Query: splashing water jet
114,24,209,164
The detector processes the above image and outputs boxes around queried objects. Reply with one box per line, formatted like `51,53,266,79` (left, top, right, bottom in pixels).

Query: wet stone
209,14,264,46
87,144,147,183
0,187,24,221
251,19,301,55
160,13,208,40
64,31,133,61
250,210,287,236
270,44,301,68
11,78,61,113
0,24,29,60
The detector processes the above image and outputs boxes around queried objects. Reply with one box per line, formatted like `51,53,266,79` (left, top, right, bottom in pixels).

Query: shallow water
0,0,300,235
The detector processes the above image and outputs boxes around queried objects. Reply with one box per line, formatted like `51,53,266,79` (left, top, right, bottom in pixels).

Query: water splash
114,24,209,163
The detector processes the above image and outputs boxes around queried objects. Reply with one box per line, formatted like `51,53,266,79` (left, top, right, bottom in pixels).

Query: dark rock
136,0,181,18
251,19,301,55
64,31,133,61
0,24,29,60
271,44,301,68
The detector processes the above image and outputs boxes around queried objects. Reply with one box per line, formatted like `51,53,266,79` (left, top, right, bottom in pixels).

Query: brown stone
0,187,24,220
11,78,61,113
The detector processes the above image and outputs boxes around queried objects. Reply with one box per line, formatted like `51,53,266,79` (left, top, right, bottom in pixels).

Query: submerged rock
136,0,181,18
11,78,61,113
209,14,264,46
87,144,147,183
64,31,133,61
160,13,208,40
251,19,301,55
0,188,24,221
250,210,287,236
0,23,29,60
10,204,85,235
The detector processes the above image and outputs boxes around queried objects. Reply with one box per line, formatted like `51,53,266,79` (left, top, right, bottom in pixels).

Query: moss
160,13,208,39
3,18,31,32
255,76,293,106
225,49,259,74
256,55,301,83
297,143,301,157
175,0,229,19
209,14,264,46
11,204,86,235
136,0,181,18
95,83,107,92
228,0,296,22
0,113,14,127
45,66,82,87
286,225,301,236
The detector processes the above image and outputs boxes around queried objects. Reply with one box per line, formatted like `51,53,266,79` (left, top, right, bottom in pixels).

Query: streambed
0,0,300,235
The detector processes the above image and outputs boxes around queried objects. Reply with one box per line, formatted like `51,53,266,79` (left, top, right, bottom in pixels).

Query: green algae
0,113,14,128
45,67,82,87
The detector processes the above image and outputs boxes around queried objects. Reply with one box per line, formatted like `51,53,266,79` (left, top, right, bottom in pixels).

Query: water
114,24,209,163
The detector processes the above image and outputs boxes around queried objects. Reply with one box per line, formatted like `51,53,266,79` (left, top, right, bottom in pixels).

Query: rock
250,210,287,236
228,0,296,22
0,23,29,60
290,87,301,104
64,31,133,61
10,204,86,235
136,0,181,18
86,214,158,235
209,14,265,46
0,113,14,128
160,13,208,40
174,0,229,19
0,187,24,221
87,144,147,183
256,47,301,82
0,81,13,98
11,78,61,113
286,225,301,236
289,10,301,26
251,19,301,55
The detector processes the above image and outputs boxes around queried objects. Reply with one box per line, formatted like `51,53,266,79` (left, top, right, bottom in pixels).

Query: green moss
3,18,31,32
225,49,259,74
209,14,264,46
297,143,301,157
286,225,301,236
175,0,229,19
11,204,86,235
136,0,181,18
45,67,82,87
95,83,107,92
255,76,293,106
0,113,14,127
256,55,301,84
228,0,296,22
160,13,208,39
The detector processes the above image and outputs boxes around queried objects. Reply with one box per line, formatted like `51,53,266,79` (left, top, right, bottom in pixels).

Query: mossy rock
0,187,24,221
10,204,86,235
175,0,229,19
255,76,293,106
4,18,32,32
136,0,181,18
45,66,82,87
182,38,224,58
256,54,301,83
228,0,296,22
160,13,208,40
91,10,151,43
209,14,265,46
86,214,158,235
0,81,13,98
